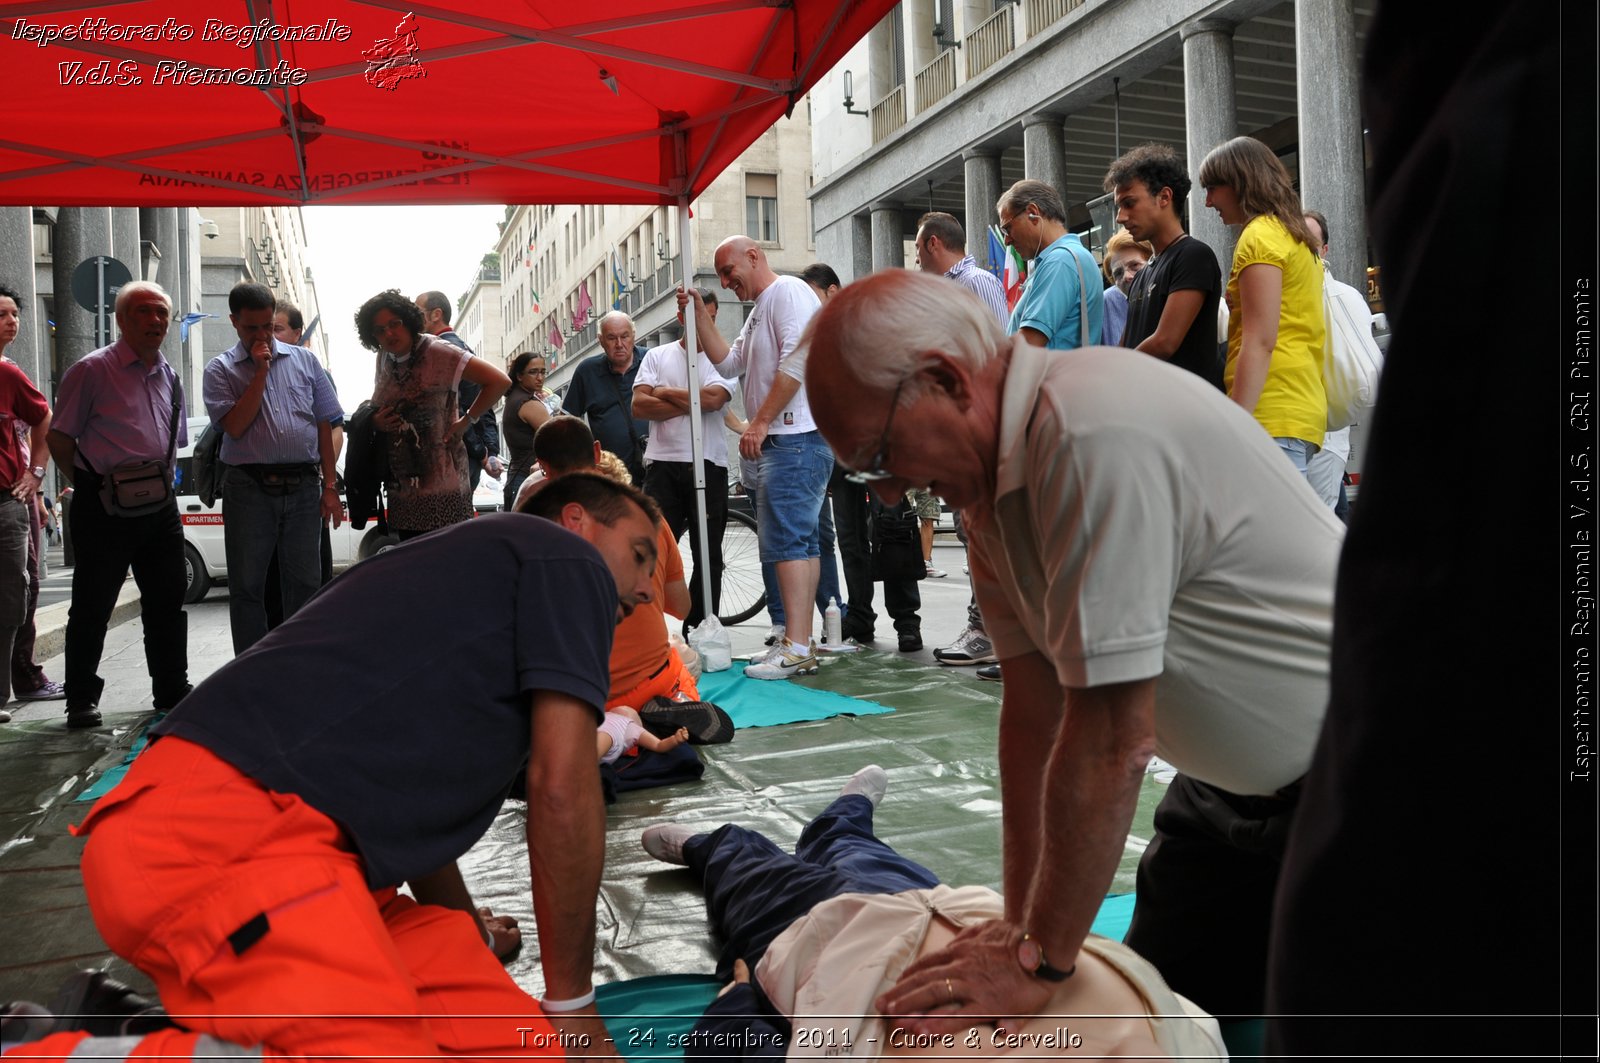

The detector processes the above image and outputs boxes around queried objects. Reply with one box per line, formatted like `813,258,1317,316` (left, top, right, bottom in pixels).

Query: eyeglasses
523,367,547,376
844,377,907,484
998,213,1019,242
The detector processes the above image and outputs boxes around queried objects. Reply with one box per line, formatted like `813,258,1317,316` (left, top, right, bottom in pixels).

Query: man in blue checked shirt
204,282,344,654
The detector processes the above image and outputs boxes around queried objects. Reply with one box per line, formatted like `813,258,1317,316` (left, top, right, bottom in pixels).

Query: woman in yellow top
1198,136,1326,475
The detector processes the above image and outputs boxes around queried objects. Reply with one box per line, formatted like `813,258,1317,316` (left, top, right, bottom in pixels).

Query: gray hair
115,280,172,315
598,309,633,335
803,270,1007,400
996,179,1067,224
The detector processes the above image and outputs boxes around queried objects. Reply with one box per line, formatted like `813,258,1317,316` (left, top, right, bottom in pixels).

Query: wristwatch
1017,933,1075,982
29,466,45,480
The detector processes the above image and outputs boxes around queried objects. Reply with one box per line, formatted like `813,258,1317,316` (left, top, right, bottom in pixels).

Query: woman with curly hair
1198,136,1326,476
357,290,510,537
500,351,562,510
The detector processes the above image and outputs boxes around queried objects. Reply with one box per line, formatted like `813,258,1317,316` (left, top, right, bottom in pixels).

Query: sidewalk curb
33,580,143,663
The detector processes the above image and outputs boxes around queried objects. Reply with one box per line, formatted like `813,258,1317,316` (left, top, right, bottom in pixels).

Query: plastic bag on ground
688,616,732,672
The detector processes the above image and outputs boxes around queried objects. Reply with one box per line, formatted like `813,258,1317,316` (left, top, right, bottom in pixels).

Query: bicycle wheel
716,507,767,626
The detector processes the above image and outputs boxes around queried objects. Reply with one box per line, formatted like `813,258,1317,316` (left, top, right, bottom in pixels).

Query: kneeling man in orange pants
6,472,658,1061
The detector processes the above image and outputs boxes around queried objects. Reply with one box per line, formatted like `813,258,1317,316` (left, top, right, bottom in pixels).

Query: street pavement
5,534,985,725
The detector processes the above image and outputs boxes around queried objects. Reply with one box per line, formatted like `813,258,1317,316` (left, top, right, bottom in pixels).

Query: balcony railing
966,6,1015,80
870,85,906,144
1025,0,1082,39
913,49,957,113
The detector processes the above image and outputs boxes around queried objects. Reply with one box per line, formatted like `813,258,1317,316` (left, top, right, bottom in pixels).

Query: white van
173,418,404,603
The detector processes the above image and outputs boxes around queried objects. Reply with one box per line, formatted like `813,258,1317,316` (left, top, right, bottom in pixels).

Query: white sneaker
641,824,697,865
925,562,948,578
933,626,997,666
744,642,819,680
839,765,888,807
763,624,786,646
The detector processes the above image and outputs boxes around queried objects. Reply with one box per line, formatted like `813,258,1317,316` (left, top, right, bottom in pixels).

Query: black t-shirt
1122,235,1224,390
562,348,650,464
154,514,617,888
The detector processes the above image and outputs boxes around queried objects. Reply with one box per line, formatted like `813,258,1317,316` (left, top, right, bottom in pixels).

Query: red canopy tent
0,0,890,207
3,0,895,611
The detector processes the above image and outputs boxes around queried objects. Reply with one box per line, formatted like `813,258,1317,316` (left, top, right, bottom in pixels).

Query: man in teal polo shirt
996,179,1103,351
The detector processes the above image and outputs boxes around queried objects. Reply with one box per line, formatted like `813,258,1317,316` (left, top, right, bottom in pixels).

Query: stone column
1182,18,1239,271
963,149,1001,270
1022,114,1068,200
111,208,141,280
1295,0,1368,290
851,214,874,280
870,201,904,271
147,207,187,375
0,209,41,385
51,207,114,372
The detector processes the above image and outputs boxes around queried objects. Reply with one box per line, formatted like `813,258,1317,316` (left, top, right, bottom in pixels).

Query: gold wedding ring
945,977,955,1004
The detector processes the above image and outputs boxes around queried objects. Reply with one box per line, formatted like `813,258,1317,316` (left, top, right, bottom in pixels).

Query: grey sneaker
933,627,996,666
641,824,697,866
839,765,889,807
744,645,819,680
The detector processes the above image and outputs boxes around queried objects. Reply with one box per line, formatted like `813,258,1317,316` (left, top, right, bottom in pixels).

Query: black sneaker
48,970,174,1037
898,634,923,652
976,663,1003,682
639,697,735,744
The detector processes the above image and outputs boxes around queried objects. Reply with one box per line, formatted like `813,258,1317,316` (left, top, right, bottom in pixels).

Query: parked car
173,418,500,604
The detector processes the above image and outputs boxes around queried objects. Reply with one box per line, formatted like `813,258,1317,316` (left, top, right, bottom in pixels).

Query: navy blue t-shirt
153,514,617,889
561,348,650,464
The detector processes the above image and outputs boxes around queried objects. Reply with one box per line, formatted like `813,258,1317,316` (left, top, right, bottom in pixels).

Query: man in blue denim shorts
679,237,828,680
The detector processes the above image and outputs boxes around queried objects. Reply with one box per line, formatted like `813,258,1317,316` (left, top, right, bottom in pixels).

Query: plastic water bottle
824,597,842,647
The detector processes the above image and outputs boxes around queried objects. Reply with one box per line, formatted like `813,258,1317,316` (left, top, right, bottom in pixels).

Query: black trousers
643,459,727,629
829,465,918,639
64,474,189,711
1124,772,1299,1018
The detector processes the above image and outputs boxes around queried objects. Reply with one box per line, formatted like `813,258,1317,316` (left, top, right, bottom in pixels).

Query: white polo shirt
634,341,736,466
967,339,1343,795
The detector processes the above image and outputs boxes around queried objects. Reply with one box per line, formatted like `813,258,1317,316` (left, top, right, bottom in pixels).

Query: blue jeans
1274,437,1317,477
222,467,323,654
761,493,842,627
752,432,833,562
684,794,939,982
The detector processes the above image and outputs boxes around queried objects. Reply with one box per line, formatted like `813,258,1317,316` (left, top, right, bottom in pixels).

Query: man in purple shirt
204,282,345,653
47,281,192,728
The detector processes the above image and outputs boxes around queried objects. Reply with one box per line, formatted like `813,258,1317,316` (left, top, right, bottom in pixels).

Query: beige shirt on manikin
967,339,1343,795
758,884,1225,1061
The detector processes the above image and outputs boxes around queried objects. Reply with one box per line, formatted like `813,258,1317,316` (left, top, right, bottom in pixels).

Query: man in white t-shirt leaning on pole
634,287,738,631
678,236,827,680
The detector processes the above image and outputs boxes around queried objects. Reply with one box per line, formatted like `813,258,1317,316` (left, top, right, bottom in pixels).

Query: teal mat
72,715,161,803
698,667,893,728
598,974,720,1059
1090,892,1136,942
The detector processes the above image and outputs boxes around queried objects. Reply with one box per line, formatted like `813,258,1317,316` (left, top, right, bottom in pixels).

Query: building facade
456,256,503,364
496,111,817,398
808,0,1372,295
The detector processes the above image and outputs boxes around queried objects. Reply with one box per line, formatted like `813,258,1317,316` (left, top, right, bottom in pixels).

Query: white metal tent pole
678,189,716,622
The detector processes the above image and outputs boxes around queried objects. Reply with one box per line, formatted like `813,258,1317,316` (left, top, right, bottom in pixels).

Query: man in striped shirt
914,212,1009,324
915,212,1008,677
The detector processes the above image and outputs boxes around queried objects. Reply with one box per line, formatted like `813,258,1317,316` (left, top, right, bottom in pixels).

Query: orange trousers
61,736,562,1061
605,647,698,712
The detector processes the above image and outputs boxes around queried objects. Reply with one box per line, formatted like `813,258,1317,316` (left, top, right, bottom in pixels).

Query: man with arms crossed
805,270,1340,1025
678,237,827,680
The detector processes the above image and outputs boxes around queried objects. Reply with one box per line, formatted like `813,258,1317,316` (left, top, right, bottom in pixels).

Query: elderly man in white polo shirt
804,269,1341,1027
